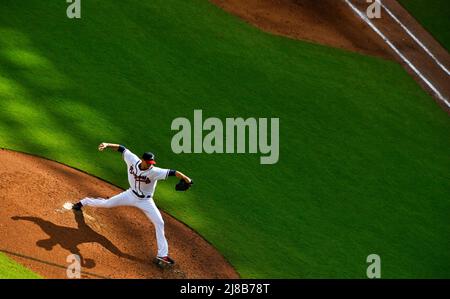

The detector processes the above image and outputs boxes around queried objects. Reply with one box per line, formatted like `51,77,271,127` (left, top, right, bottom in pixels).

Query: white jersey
123,149,169,198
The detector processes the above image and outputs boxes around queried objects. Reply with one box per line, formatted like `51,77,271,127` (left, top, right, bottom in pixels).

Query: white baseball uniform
80,148,171,257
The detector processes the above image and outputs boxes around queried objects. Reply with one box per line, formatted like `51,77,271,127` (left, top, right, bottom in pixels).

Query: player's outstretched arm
98,142,122,152
175,171,192,184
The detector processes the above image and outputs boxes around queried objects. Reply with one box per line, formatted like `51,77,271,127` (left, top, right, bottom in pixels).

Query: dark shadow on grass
11,211,148,268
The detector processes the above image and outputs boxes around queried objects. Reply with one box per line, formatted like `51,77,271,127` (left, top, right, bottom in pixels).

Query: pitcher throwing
72,142,193,266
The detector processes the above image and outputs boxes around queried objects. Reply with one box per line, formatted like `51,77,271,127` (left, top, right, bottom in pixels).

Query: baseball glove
175,179,193,191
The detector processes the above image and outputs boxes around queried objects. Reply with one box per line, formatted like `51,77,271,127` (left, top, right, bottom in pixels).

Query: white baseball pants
80,189,169,257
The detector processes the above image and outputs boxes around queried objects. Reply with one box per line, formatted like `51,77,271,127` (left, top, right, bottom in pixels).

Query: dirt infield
0,149,239,278
211,0,450,111
211,0,392,58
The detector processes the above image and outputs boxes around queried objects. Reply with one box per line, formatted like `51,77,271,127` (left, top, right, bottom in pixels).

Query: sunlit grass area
0,253,41,279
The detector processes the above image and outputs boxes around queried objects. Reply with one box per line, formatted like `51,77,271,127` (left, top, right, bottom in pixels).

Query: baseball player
72,142,193,265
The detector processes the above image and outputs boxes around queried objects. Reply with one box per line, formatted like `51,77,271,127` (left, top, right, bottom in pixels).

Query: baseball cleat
155,256,175,265
72,202,83,211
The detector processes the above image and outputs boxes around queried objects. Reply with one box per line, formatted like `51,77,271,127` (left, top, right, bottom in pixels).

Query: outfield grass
0,0,449,278
398,0,450,50
0,253,40,279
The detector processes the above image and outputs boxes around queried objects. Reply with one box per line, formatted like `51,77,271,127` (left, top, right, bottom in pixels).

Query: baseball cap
142,152,156,164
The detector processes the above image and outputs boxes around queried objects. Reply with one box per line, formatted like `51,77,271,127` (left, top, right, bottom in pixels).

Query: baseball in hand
98,143,108,151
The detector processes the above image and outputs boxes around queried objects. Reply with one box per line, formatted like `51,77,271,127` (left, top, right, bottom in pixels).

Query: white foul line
344,0,450,109
380,0,450,76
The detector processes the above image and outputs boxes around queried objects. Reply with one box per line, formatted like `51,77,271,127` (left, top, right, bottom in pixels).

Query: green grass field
0,0,449,278
0,253,40,279
398,0,450,50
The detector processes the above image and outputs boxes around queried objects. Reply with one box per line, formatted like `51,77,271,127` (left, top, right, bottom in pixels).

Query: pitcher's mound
0,149,238,279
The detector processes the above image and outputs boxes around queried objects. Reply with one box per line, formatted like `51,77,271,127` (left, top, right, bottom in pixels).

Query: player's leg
135,199,170,261
79,189,134,209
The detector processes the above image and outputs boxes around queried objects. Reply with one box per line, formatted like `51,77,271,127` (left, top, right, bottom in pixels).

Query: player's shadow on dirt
11,212,147,269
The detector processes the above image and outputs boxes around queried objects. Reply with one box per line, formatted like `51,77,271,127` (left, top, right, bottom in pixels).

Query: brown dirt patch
210,0,392,58
0,149,239,279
